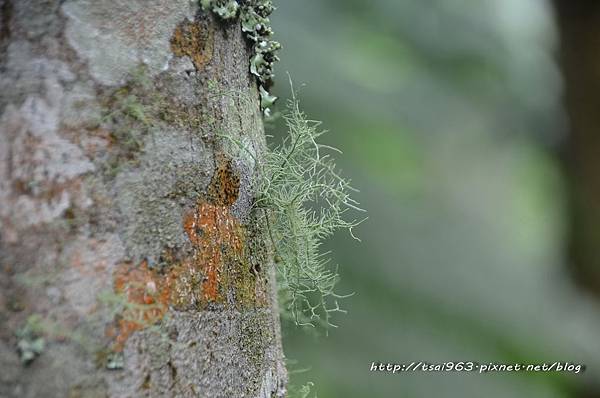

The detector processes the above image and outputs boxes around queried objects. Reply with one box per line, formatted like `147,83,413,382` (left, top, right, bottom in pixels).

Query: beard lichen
259,92,364,330
218,83,365,330
200,0,281,116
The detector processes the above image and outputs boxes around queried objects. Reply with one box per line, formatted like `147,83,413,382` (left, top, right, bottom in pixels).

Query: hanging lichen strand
201,0,280,116
216,84,366,329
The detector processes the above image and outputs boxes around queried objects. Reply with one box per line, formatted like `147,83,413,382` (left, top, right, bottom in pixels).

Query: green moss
100,85,151,177
226,256,257,308
157,100,204,130
239,312,271,394
240,312,269,345
230,211,271,309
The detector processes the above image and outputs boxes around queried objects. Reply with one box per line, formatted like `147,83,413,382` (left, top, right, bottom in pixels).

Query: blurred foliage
268,0,600,397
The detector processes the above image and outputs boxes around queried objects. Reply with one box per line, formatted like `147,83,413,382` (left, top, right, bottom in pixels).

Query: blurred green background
268,0,600,397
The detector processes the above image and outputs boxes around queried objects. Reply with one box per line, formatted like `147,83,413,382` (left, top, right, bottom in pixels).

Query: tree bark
0,1,287,397
553,0,600,297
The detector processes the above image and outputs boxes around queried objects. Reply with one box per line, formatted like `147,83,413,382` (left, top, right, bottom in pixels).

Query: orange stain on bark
108,156,246,350
183,201,243,301
170,19,214,71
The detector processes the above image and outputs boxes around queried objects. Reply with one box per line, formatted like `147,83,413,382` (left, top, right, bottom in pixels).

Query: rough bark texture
0,1,287,397
553,0,600,297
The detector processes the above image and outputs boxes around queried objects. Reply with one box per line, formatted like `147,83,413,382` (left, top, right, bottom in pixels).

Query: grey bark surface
0,1,287,397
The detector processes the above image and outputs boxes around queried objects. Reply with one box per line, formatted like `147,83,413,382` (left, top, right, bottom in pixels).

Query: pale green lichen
201,0,280,116
259,86,277,116
221,84,365,329
201,0,239,19
106,352,125,370
259,92,364,329
249,37,280,85
16,315,46,364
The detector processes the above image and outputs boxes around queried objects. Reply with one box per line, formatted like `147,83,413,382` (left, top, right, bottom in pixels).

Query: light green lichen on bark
201,0,281,116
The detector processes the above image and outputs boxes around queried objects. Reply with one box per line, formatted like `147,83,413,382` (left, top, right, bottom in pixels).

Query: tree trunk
553,0,600,297
0,1,287,397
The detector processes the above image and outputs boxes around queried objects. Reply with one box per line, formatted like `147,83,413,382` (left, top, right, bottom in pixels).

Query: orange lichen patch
170,19,213,70
208,155,240,206
108,202,246,349
183,201,244,301
110,261,170,351
107,155,261,348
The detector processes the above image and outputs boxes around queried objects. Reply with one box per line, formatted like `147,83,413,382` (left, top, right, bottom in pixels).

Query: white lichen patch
0,41,76,102
62,0,197,86
0,51,94,239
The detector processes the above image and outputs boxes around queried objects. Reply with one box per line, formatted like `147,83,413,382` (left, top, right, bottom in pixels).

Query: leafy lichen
201,0,280,116
201,0,239,20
